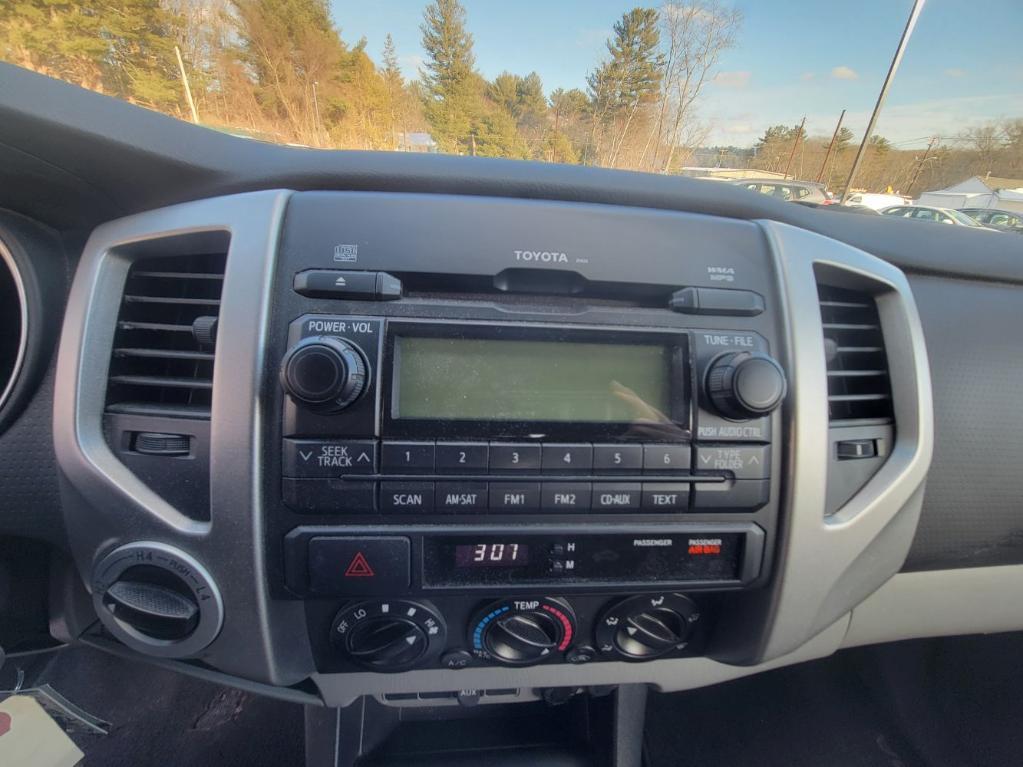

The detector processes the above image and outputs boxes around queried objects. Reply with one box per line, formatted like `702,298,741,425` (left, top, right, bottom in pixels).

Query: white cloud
944,67,967,78
400,54,425,74
713,70,751,88
831,66,859,80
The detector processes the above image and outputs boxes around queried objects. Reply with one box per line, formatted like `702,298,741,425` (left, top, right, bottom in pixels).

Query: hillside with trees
1,0,1019,195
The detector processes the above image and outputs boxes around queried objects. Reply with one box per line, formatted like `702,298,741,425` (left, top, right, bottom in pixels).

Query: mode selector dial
280,336,368,412
469,598,576,666
705,351,787,420
596,594,700,661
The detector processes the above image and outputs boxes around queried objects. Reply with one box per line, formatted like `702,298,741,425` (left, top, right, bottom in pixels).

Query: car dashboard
1,64,1023,711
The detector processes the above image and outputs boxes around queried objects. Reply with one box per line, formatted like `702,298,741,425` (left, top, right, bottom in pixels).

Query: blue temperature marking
472,606,510,650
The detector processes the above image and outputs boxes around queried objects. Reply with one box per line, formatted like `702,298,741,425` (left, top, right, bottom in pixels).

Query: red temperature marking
542,604,574,650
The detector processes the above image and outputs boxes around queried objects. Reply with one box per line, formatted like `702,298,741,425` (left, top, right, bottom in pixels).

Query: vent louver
818,284,894,422
106,253,226,419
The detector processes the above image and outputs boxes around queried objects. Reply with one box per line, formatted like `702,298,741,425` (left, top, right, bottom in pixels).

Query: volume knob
281,336,368,412
705,352,786,420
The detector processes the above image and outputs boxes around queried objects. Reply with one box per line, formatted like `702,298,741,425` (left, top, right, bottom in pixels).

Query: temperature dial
596,594,700,661
469,598,576,667
332,599,446,672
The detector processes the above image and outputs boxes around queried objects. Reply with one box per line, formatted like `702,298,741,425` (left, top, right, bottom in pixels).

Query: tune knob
596,594,700,661
280,336,368,412
469,598,576,666
705,351,786,419
331,600,446,672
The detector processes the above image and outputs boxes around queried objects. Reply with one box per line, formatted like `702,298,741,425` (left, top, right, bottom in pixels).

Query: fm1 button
489,483,541,511
307,536,410,596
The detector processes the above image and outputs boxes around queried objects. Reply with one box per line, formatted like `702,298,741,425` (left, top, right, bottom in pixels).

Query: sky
328,0,1023,149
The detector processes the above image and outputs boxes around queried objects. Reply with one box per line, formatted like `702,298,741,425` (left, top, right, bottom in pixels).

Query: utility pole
174,45,199,125
841,0,926,202
311,81,323,148
782,116,806,179
906,136,938,197
816,109,846,184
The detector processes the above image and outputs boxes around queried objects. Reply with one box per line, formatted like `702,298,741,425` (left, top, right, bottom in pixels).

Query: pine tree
419,0,481,153
585,8,664,166
382,33,402,89
0,0,183,110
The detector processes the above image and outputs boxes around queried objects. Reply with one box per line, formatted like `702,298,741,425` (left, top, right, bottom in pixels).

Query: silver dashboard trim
0,237,29,416
758,220,934,659
54,190,313,682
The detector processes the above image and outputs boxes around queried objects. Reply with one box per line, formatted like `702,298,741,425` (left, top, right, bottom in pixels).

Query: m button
307,536,410,596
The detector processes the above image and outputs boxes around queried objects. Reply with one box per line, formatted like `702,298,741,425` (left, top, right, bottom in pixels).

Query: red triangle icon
344,551,375,578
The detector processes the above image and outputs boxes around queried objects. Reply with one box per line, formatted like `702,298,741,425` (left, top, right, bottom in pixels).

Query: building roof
399,132,437,148
981,176,1023,191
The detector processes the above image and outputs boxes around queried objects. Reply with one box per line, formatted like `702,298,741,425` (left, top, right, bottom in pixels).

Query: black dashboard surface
0,62,1021,573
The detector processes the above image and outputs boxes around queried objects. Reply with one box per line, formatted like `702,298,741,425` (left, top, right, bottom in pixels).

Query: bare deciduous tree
643,1,741,173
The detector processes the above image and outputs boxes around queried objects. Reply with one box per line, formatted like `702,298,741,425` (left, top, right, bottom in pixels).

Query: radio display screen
393,337,670,423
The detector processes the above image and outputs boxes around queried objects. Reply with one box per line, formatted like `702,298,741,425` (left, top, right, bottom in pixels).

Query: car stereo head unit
382,320,690,441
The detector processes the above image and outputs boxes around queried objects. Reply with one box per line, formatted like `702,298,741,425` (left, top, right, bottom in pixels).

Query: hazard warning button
307,536,410,596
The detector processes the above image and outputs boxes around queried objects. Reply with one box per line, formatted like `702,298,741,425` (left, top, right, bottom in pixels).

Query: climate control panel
318,593,708,672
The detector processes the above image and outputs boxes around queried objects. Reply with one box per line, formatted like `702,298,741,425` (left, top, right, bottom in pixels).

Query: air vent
106,253,226,418
818,284,894,422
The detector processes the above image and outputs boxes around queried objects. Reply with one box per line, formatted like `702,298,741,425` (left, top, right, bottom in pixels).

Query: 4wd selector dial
705,351,786,420
469,598,576,666
280,336,368,412
596,594,700,660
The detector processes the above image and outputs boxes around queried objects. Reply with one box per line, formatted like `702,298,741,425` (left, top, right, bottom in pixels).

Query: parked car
730,178,833,204
880,205,1000,229
844,192,908,210
794,200,881,214
960,208,1023,234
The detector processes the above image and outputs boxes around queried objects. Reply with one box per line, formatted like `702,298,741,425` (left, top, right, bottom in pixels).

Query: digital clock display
454,543,530,568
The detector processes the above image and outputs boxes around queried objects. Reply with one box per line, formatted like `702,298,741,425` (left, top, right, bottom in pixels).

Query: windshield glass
2,1,1020,213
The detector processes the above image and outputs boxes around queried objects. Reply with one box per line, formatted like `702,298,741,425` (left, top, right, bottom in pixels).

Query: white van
844,192,908,210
